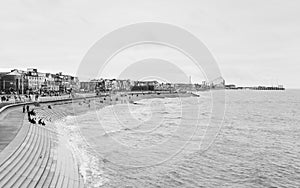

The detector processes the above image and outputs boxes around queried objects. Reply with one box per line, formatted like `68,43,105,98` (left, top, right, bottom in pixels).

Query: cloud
0,0,299,88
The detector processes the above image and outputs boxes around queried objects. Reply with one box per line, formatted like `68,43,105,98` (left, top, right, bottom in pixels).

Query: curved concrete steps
36,109,69,123
36,108,85,188
0,118,85,187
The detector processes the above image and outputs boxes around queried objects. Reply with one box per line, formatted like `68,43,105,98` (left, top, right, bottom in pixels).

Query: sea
56,90,300,188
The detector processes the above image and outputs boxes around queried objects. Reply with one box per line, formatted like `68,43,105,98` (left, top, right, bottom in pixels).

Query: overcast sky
0,0,299,88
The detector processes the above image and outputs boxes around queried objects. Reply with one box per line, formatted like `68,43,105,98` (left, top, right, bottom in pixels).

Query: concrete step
5,126,45,188
51,136,79,188
27,128,51,187
0,125,39,187
0,109,27,152
0,109,85,188
0,123,33,171
55,143,67,188
62,151,71,188
73,153,80,188
0,115,29,164
40,141,58,188
67,151,76,188
34,131,55,188
49,137,64,188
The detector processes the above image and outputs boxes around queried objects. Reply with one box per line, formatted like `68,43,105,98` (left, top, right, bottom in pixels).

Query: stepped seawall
0,92,196,188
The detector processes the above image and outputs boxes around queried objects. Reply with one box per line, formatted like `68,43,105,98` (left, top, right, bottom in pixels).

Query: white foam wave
55,116,109,187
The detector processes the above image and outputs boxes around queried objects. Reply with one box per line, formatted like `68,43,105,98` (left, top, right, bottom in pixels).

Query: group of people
0,94,38,103
25,94,39,101
23,105,46,126
1,95,11,102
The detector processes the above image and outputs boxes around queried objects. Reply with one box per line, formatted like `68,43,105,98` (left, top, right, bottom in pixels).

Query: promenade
0,95,87,188
0,106,26,152
0,94,73,152
0,92,101,153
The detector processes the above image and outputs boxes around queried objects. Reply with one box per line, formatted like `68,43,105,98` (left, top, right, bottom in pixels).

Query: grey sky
118,58,189,83
0,0,299,88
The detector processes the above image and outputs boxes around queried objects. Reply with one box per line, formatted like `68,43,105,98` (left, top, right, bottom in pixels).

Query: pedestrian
26,105,30,112
27,111,31,121
31,118,36,124
23,105,26,113
30,109,36,116
38,119,45,126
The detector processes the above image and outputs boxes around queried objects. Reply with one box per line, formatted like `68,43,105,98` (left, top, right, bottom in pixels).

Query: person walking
22,105,26,113
31,118,36,124
26,105,30,112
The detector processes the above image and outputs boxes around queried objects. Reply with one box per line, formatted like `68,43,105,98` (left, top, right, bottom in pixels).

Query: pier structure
225,85,285,90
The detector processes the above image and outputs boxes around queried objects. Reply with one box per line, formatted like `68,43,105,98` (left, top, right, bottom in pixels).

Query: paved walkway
0,106,26,152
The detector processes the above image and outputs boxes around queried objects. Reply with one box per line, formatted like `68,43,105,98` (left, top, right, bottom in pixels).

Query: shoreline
34,92,197,186
0,91,197,187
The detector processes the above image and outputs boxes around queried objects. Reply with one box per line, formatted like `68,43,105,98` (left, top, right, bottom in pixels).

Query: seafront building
0,68,79,94
80,79,132,93
0,70,25,94
0,67,227,95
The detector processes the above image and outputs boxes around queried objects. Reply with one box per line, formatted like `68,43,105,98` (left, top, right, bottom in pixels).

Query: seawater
57,90,300,188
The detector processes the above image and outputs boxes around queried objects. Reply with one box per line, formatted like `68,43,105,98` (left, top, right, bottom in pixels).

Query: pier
225,85,285,90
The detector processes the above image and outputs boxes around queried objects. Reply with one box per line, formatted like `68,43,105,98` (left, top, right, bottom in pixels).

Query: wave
102,129,123,137
55,116,109,187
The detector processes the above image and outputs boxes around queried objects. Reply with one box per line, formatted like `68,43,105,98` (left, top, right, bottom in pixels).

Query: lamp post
21,74,24,95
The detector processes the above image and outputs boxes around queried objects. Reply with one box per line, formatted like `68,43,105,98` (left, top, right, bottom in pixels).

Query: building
51,72,79,93
43,73,57,92
114,79,131,91
174,83,194,91
80,81,97,92
25,68,39,92
60,74,80,93
225,84,237,89
131,80,159,91
0,68,80,94
210,77,225,89
0,70,25,94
